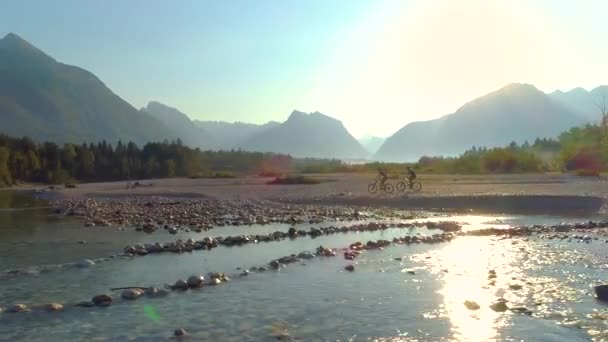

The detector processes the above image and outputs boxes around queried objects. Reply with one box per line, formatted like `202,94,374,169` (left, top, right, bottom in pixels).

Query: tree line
0,135,294,186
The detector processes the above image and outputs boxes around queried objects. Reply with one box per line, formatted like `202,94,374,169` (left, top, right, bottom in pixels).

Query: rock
595,284,608,302
169,227,178,235
210,278,222,285
7,304,28,313
173,279,189,290
92,294,113,306
75,259,95,268
45,303,64,312
145,287,159,296
490,301,508,312
74,301,95,308
509,284,523,290
174,328,188,337
121,289,144,300
345,265,355,272
240,270,250,276
464,300,480,310
187,275,205,288
269,260,280,269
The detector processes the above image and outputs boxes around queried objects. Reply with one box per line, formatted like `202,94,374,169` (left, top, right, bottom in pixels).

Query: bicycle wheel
396,181,407,192
411,182,422,192
368,183,378,194
384,183,394,194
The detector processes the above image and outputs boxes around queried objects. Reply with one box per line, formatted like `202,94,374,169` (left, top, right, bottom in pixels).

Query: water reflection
429,237,525,341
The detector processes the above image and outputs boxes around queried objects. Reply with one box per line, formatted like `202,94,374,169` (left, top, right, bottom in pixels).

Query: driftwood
110,286,149,291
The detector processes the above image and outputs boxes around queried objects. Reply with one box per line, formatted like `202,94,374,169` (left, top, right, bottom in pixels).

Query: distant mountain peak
0,32,54,62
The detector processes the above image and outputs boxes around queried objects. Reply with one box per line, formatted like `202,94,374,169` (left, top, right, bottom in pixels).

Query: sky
1,0,607,138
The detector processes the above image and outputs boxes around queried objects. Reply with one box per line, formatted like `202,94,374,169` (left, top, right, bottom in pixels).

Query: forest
0,136,293,186
2,122,608,187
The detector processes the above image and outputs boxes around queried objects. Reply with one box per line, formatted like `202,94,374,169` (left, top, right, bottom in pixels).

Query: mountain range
0,33,175,144
375,83,607,161
0,32,606,162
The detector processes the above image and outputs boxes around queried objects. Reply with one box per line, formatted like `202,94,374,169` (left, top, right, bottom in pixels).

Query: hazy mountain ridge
141,101,213,149
237,110,369,159
0,33,176,144
375,83,594,162
194,120,280,149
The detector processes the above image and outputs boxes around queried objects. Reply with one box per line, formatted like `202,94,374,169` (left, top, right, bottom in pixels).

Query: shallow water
2,192,608,341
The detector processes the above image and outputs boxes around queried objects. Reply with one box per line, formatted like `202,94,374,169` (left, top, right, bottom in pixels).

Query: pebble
464,300,480,310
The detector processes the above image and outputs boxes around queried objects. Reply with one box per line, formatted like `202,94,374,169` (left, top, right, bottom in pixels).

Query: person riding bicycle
378,167,388,188
406,166,416,185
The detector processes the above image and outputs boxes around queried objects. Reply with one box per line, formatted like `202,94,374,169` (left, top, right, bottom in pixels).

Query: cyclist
378,167,388,188
406,166,417,186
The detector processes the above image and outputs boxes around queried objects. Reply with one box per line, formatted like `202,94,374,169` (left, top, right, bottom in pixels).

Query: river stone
269,260,280,269
208,272,222,280
169,227,178,235
464,300,480,310
595,284,608,302
240,270,250,276
76,259,96,268
122,289,144,300
345,265,355,272
7,304,28,313
173,279,188,290
174,328,188,337
45,303,64,312
210,278,222,286
92,294,112,306
187,275,205,288
490,301,508,312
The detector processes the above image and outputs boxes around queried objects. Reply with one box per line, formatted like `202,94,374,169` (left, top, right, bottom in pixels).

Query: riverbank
20,173,608,215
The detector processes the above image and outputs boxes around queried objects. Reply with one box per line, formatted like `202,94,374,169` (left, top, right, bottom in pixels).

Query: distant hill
549,86,608,123
236,110,369,159
358,136,386,154
0,33,175,144
141,101,213,149
376,83,589,162
194,120,280,149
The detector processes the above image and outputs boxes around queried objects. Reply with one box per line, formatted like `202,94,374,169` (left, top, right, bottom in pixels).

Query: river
1,191,608,341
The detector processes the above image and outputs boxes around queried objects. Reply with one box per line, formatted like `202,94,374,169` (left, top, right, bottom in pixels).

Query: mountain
194,120,280,149
376,83,589,162
0,33,175,144
550,86,608,123
237,110,369,159
141,101,213,149
358,136,386,154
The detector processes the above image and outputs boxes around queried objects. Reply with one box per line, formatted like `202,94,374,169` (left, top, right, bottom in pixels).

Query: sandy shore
19,173,608,214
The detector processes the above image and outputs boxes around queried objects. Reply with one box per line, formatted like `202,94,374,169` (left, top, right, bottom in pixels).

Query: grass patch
267,175,322,185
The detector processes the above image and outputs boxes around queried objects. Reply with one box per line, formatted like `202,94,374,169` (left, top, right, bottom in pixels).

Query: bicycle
368,175,394,194
396,177,422,192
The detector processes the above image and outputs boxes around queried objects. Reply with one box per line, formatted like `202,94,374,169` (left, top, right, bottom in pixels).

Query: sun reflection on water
425,236,525,341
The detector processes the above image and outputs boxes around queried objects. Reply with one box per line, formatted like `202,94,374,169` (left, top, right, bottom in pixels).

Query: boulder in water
595,284,608,302
45,303,64,312
174,328,188,337
7,304,28,313
490,300,508,312
464,300,480,310
345,265,355,272
121,289,144,300
187,275,205,288
173,279,188,290
92,294,112,306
